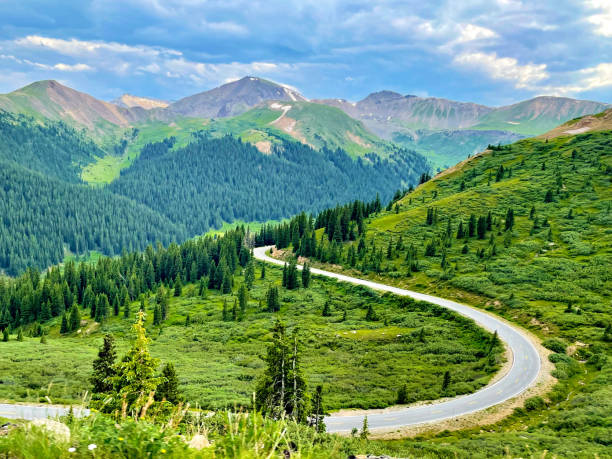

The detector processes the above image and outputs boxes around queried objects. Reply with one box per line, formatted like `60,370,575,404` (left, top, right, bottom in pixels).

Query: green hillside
261,127,611,456
0,110,104,183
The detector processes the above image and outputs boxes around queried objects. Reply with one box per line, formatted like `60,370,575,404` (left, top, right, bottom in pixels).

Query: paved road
253,245,541,433
0,404,89,421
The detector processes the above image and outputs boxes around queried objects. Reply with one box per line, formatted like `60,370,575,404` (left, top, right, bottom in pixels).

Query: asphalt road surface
253,245,541,433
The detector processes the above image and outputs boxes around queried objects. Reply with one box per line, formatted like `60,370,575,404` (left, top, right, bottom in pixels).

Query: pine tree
60,314,69,334
261,263,266,279
255,321,309,422
310,385,326,433
505,208,515,231
174,276,182,297
124,298,131,319
302,263,311,288
397,384,408,404
286,259,299,290
282,263,288,287
91,334,116,394
266,286,280,313
232,299,238,321
222,299,230,321
544,189,554,203
468,214,476,237
2,328,8,342
477,216,487,239
68,304,81,332
153,303,162,326
322,300,332,317
456,220,464,239
222,270,232,294
365,304,378,321
244,259,255,290
442,370,451,391
40,334,47,344
95,294,110,323
111,311,162,417
155,362,183,404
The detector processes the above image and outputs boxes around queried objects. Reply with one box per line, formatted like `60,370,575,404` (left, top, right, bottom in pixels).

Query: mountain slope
0,110,105,182
473,96,610,135
0,160,187,275
111,94,169,109
317,91,492,132
205,100,395,157
0,80,143,139
540,107,612,138
108,135,428,234
168,76,306,118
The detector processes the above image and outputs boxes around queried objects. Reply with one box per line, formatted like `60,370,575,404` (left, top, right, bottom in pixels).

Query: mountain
473,96,611,135
316,92,609,169
541,107,612,138
0,80,143,139
317,91,492,134
168,76,307,118
205,100,396,157
111,93,169,109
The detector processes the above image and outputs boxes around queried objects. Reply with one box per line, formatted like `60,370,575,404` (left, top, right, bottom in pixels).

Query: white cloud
53,63,92,72
585,0,612,37
456,24,498,43
537,62,612,95
453,51,548,88
15,35,181,58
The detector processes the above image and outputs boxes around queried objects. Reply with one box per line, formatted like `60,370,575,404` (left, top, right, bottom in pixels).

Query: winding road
253,245,541,433
0,246,541,429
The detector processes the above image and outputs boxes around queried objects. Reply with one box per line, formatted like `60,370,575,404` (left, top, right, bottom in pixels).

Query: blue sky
0,0,610,106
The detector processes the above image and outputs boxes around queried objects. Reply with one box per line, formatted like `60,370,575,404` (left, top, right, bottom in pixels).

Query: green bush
524,396,546,411
542,338,567,354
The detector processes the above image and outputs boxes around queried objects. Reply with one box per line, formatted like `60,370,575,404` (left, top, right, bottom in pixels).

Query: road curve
0,404,89,421
253,245,541,433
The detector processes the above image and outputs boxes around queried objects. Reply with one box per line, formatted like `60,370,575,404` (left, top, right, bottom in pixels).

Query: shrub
542,338,566,354
524,396,546,411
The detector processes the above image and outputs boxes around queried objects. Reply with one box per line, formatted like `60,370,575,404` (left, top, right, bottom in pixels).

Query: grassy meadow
0,263,502,411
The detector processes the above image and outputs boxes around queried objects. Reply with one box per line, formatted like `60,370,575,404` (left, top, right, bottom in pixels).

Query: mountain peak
169,75,306,118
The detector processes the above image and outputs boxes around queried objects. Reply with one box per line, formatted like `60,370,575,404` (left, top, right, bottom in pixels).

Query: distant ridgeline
0,112,428,275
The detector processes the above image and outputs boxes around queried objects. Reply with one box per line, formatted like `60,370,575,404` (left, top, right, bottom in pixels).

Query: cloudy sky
0,0,610,105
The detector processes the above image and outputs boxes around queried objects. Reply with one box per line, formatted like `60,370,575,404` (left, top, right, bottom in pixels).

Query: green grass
290,130,612,456
0,263,502,411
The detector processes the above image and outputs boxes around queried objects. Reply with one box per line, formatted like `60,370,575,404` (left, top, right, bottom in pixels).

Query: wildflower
161,449,167,453
118,437,124,441
88,444,97,450
68,447,76,453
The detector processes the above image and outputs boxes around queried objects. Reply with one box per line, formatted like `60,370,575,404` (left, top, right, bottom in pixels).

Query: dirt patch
347,131,371,148
255,141,272,154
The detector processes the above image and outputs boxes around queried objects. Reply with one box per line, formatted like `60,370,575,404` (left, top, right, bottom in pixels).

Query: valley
0,62,610,457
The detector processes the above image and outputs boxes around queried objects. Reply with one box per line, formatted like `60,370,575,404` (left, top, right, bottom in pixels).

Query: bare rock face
30,419,71,443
